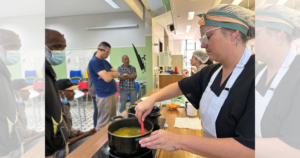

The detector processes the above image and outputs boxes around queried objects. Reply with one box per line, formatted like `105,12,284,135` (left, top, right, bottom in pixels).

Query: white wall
0,15,45,49
173,40,182,55
0,15,45,79
46,11,145,48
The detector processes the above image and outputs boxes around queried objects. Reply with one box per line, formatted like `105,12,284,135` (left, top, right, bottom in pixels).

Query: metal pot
107,116,153,157
127,106,161,127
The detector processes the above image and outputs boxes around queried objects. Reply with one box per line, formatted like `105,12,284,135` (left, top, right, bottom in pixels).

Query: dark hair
204,59,213,65
93,51,97,57
98,41,111,48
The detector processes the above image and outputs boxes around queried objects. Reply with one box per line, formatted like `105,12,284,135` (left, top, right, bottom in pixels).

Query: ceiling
258,0,300,9
46,0,132,18
169,0,255,40
0,0,44,18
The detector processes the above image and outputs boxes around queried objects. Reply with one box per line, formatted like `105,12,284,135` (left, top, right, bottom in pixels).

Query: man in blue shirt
117,55,137,113
88,42,119,131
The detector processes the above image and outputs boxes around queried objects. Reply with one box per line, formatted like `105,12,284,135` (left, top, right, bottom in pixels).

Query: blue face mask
60,97,69,104
3,51,21,66
16,97,23,104
48,51,66,66
45,46,66,66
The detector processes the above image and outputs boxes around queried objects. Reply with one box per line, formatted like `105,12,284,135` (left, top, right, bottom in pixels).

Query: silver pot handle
111,116,124,122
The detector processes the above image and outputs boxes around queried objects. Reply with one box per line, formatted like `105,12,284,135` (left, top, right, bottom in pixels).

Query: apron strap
225,48,252,91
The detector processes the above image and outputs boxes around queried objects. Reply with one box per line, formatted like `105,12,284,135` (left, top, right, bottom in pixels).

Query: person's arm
256,138,300,157
119,74,128,80
135,82,183,122
181,69,190,78
110,68,117,72
126,71,136,79
68,128,96,145
97,70,113,82
108,71,120,78
140,130,254,158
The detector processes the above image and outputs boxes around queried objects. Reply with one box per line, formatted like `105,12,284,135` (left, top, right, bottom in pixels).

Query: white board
65,49,110,78
20,49,44,79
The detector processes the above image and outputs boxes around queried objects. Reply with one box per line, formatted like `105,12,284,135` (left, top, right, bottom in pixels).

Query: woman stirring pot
135,4,255,158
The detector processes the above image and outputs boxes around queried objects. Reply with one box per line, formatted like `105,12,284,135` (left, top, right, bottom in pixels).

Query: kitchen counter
67,88,205,158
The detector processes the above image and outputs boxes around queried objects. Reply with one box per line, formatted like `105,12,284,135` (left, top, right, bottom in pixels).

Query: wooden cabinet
159,74,183,89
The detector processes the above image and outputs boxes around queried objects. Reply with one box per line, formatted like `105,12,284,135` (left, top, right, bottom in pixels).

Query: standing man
0,28,24,157
117,55,137,113
88,42,119,131
45,28,70,157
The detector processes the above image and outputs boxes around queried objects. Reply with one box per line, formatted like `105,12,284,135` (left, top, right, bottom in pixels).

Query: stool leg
82,97,86,121
86,93,89,108
75,98,82,131
36,97,41,121
30,99,37,131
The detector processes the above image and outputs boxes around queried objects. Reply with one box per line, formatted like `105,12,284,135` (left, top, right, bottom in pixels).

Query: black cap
12,79,34,90
57,79,79,90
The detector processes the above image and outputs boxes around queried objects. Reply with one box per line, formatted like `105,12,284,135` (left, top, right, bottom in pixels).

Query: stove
92,118,166,158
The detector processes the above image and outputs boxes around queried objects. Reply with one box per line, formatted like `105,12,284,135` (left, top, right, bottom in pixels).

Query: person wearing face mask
88,41,119,131
0,28,25,157
12,79,44,139
45,28,70,158
181,50,213,78
134,4,255,158
55,79,96,158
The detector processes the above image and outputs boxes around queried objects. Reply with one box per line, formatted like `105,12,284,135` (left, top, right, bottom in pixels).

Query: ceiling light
232,0,243,5
186,25,191,33
86,24,138,30
277,0,287,5
187,12,195,20
105,0,120,9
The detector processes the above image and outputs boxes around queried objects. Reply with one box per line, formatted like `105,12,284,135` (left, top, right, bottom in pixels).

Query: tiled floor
25,97,45,132
25,97,126,132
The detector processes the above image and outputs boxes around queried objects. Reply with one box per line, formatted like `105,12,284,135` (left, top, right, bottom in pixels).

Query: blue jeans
92,97,97,127
119,90,137,113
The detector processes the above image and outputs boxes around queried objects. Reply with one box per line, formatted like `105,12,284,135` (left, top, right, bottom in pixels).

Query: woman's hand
181,70,189,78
191,67,197,73
135,98,155,123
139,130,182,151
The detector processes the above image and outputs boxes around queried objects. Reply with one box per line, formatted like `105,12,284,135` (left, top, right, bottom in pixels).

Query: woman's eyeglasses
200,27,221,44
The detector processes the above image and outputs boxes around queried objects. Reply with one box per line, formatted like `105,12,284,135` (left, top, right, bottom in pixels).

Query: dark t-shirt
88,56,117,98
256,55,300,150
178,55,255,150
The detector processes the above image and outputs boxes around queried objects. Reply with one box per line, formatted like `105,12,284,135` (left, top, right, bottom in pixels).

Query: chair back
25,70,37,83
70,70,81,84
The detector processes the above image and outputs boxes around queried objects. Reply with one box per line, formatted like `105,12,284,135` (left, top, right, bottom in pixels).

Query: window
181,39,203,67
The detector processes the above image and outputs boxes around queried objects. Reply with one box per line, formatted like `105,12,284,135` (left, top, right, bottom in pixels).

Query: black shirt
0,59,22,156
45,60,69,156
256,67,276,96
256,55,300,150
178,55,255,150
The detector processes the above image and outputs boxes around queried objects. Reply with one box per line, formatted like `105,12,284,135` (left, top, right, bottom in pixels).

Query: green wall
52,60,67,80
110,46,146,81
145,36,153,93
52,46,147,81
7,60,22,80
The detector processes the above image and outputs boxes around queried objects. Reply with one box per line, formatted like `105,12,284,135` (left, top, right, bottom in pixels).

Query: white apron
255,48,297,138
199,48,252,138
